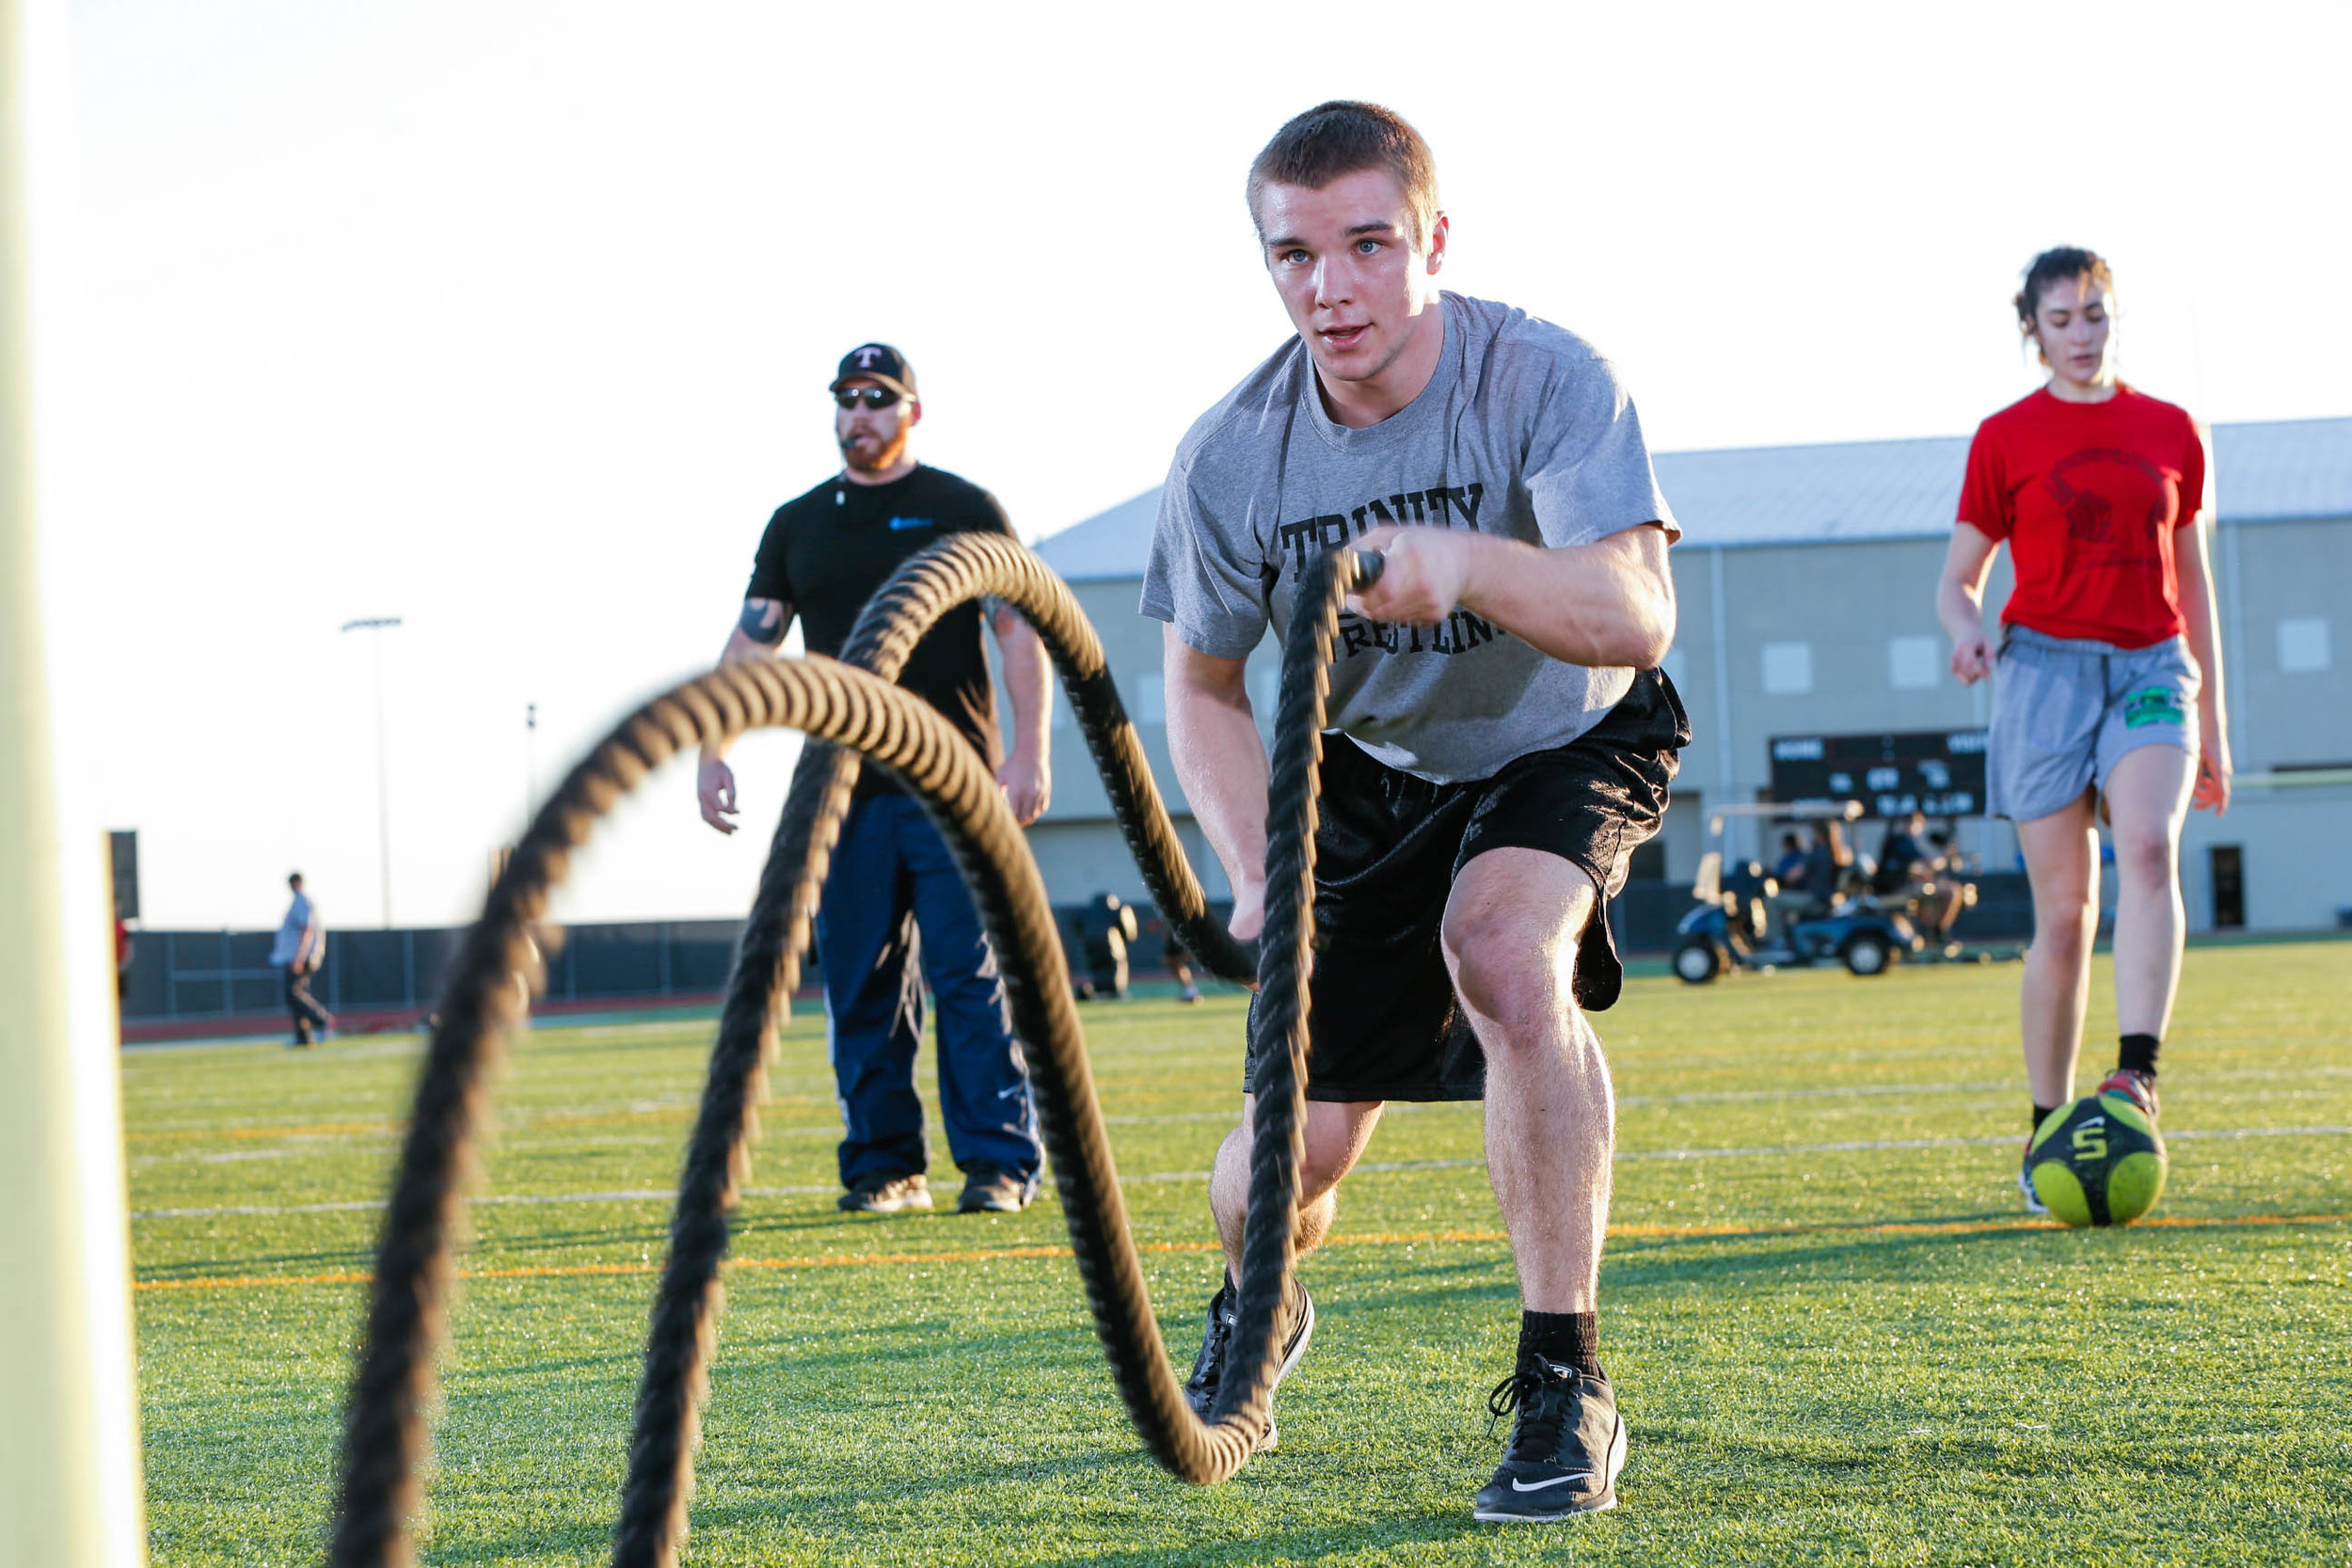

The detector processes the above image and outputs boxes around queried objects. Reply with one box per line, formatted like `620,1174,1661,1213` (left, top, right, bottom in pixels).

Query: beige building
1014,417,2352,936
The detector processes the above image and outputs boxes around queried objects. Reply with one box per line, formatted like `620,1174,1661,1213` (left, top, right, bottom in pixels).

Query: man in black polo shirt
697,343,1053,1216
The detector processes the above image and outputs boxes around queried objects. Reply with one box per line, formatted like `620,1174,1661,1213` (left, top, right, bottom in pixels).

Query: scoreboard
1768,730,1988,818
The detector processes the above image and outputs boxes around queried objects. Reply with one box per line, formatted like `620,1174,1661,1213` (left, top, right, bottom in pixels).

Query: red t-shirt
1956,384,2206,648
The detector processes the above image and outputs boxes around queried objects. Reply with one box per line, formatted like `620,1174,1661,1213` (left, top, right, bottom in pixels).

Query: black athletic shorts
1243,667,1688,1103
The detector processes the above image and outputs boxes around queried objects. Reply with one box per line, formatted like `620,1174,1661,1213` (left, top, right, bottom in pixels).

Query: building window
1888,635,1942,690
1134,673,1166,724
2279,617,2332,673
1760,641,1813,696
1660,647,1688,688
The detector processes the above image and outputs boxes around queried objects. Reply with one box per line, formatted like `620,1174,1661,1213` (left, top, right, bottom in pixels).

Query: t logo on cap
829,342,917,403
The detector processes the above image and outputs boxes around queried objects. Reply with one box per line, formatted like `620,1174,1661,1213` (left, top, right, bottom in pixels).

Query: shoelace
1187,1298,1237,1402
1189,1288,1299,1406
1486,1364,1573,1454
2100,1069,2159,1117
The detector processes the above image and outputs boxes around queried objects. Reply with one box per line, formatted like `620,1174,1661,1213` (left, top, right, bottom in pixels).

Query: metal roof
2215,417,2352,523
1652,435,1969,550
1028,486,1162,583
1032,416,2352,581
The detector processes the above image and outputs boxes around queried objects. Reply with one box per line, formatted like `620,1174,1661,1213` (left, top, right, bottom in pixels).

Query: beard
840,424,912,474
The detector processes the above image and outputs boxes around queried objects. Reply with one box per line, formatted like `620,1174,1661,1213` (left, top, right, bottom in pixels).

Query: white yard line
128,1124,2352,1219
126,1066,2352,1148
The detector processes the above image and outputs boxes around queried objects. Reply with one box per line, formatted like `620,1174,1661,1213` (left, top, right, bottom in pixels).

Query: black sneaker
1472,1354,1628,1522
1183,1276,1316,1451
837,1172,932,1214
957,1163,1034,1213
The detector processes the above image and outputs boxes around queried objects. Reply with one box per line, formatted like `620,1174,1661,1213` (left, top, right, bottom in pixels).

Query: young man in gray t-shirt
1142,101,1688,1521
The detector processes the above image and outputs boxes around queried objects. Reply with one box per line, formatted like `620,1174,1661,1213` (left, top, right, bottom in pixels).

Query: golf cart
1672,800,1964,983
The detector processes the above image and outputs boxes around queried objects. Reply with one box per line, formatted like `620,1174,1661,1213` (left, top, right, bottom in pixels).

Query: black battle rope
612,532,1264,1564
327,540,1377,1568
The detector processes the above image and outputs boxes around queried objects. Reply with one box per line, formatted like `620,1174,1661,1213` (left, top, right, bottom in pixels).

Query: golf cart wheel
1840,931,1893,976
1673,940,1724,984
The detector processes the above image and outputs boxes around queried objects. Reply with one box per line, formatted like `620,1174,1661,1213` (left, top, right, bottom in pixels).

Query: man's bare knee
1231,1096,1379,1203
1444,882,1594,1041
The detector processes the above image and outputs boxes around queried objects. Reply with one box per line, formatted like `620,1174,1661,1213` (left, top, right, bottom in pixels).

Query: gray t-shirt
1140,292,1677,784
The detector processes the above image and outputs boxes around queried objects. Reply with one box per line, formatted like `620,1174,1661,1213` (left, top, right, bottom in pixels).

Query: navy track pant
815,792,1041,1191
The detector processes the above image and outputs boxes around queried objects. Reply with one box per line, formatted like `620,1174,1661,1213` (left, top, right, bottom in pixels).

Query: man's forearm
1165,655,1271,928
996,610,1052,754
1452,528,1675,668
703,605,790,763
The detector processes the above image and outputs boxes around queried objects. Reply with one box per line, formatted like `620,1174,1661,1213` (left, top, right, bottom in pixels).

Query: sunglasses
834,387,904,409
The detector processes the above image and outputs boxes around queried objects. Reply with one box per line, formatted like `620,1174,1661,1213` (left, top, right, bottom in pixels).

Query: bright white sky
49,0,2349,930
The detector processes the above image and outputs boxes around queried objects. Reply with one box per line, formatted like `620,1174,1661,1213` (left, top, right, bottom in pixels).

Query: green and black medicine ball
2028,1091,2168,1227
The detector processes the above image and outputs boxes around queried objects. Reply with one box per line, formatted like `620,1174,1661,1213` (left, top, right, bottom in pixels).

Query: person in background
1132,903,1205,1003
695,342,1053,1218
1877,810,1965,943
1808,818,1856,904
1772,832,1810,891
1936,245,2230,1212
1763,827,1824,945
1877,811,1933,890
270,871,331,1048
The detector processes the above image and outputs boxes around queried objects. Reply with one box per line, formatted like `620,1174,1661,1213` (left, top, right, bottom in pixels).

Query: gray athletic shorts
1988,626,2200,823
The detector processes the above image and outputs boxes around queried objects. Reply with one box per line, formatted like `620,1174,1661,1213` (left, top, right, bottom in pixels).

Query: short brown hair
1246,101,1440,246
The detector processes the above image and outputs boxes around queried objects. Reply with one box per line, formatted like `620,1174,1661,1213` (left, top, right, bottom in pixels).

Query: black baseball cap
828,342,916,401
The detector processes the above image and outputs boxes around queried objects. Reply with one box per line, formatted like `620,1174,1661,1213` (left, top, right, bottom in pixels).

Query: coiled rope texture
328,535,1376,1568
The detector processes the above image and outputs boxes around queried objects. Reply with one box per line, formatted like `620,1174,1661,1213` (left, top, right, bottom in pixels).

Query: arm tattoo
739,599,787,645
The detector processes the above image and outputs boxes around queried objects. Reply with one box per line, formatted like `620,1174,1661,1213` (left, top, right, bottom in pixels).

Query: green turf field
126,942,2352,1566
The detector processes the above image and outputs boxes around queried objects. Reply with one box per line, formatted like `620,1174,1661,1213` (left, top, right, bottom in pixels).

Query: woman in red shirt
1935,246,2232,1213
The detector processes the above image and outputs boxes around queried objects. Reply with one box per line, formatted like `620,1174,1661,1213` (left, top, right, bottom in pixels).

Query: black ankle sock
2032,1102,2061,1133
1519,1309,1599,1375
2119,1034,2161,1078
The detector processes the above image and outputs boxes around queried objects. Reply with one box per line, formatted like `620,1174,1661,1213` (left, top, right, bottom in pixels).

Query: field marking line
129,1123,2352,1220
131,1184,842,1219
130,1210,2352,1294
126,1063,2352,1146
131,1130,694,1169
124,1084,1967,1141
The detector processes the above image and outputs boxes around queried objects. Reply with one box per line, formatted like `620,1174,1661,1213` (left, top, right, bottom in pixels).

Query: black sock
1519,1309,1599,1376
2119,1034,2161,1079
2032,1102,2061,1133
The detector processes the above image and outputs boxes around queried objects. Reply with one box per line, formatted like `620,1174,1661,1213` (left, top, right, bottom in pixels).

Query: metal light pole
340,616,403,927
